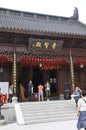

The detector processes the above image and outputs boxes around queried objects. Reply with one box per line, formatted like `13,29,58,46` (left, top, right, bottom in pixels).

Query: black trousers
28,91,32,101
8,94,12,102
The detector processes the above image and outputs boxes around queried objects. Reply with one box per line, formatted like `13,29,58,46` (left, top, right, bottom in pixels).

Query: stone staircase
14,99,77,125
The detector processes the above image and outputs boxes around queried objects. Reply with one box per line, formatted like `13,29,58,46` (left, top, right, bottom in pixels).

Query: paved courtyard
0,120,83,130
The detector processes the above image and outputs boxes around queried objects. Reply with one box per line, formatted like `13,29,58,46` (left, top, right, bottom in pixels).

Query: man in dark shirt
28,80,33,101
64,82,70,99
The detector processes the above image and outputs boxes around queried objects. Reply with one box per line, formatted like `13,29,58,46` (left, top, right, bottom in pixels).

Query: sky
0,0,86,24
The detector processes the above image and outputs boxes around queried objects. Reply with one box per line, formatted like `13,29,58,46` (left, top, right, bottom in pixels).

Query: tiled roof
0,7,86,36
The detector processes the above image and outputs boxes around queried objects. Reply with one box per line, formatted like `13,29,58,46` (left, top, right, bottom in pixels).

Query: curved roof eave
0,27,86,39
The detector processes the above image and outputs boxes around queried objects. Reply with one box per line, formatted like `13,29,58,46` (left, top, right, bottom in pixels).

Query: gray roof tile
0,8,86,36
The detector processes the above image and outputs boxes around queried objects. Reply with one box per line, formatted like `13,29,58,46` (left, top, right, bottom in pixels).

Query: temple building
0,7,86,99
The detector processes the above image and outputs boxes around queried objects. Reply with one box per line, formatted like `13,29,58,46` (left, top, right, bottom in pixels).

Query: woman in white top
45,81,50,100
8,84,13,103
77,89,86,130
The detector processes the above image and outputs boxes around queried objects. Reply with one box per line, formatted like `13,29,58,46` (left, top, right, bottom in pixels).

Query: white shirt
45,83,50,91
78,97,86,111
9,85,13,94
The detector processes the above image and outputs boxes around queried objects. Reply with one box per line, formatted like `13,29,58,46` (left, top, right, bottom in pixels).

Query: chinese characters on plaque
29,38,63,50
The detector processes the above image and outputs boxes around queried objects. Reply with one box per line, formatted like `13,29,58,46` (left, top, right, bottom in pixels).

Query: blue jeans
38,92,43,101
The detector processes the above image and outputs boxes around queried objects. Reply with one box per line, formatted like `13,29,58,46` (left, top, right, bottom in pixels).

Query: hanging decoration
69,50,75,91
17,56,69,70
13,47,17,95
74,57,86,67
0,55,12,65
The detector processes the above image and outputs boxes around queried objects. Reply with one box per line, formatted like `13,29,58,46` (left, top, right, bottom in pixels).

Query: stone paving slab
0,120,83,130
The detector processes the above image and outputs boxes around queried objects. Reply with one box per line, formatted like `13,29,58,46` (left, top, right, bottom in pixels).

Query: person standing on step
72,86,82,107
8,83,13,103
45,81,50,101
77,89,86,130
64,82,70,99
28,80,34,101
38,82,44,101
20,82,25,102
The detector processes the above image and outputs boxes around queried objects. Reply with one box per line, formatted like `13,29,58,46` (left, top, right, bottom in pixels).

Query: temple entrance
49,70,57,96
18,66,58,100
32,67,43,92
18,66,43,92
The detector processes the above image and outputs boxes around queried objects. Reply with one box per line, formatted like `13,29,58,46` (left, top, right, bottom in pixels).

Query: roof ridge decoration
70,7,79,21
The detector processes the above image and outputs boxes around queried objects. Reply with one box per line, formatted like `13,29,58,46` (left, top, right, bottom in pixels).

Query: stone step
20,101,76,109
25,116,77,125
15,99,77,125
22,110,76,116
23,113,76,120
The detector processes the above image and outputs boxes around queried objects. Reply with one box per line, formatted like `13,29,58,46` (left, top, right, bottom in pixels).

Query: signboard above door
29,38,63,50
